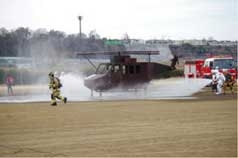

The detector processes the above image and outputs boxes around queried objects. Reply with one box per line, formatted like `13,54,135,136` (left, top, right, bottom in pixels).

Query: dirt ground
0,87,237,157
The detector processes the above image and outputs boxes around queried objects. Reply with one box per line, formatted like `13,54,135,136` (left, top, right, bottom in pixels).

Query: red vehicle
184,59,204,78
200,56,237,79
184,56,237,79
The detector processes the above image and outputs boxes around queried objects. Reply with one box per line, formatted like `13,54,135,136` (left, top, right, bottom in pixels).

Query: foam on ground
0,73,211,103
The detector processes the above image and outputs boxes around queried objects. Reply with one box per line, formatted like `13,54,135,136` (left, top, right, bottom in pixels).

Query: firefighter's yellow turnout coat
49,76,66,105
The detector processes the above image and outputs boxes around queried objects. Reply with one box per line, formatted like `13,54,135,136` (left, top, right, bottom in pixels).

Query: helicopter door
111,64,121,85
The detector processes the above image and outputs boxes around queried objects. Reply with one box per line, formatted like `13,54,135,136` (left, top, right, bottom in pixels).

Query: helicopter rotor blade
76,50,160,56
83,55,97,70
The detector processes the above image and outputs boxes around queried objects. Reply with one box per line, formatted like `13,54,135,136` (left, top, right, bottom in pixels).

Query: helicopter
77,50,173,96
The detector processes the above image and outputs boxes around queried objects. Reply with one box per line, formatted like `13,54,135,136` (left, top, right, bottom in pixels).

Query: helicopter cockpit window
114,65,120,73
107,64,112,72
96,64,108,74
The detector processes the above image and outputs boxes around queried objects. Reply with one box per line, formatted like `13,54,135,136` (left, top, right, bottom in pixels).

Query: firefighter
223,72,235,94
215,70,226,95
48,72,67,106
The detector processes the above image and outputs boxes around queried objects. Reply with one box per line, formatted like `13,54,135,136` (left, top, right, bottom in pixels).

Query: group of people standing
211,68,235,95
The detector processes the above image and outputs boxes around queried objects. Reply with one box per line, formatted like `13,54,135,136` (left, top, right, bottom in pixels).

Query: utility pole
77,15,82,39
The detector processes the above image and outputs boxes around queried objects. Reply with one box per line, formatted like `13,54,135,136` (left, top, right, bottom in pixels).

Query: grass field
0,88,237,157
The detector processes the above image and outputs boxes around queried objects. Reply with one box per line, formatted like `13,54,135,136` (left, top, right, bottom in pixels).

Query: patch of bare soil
193,86,237,101
0,94,237,157
0,84,237,156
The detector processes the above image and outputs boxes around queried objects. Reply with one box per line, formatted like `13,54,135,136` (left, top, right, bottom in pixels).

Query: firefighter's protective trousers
51,88,65,104
49,78,65,104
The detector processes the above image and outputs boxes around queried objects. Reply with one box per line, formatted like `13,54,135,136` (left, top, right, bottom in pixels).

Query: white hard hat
212,69,219,74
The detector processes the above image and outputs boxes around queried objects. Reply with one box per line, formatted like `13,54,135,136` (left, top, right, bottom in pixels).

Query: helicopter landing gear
134,88,138,94
144,87,147,96
99,91,102,97
90,89,103,97
91,89,94,97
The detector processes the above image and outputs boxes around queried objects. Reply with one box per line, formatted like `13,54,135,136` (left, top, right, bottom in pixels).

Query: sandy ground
0,87,237,157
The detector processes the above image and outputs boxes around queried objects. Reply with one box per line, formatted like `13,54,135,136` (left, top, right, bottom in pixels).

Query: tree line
0,27,125,58
1,27,236,60
169,43,237,59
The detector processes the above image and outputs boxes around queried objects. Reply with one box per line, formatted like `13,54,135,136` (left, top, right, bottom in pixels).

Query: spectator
5,74,14,95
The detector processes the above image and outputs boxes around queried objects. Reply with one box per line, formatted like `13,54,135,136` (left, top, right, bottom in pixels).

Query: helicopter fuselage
84,55,172,92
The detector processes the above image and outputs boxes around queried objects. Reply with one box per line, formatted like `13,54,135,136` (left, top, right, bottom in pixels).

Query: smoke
56,75,212,100
29,37,67,70
0,74,212,103
1,39,211,102
147,78,212,98
59,73,91,100
92,78,212,100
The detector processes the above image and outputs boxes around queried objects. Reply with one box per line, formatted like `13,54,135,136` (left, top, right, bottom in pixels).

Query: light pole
78,15,82,39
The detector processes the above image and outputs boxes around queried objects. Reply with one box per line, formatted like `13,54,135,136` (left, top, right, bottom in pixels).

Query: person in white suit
214,67,226,95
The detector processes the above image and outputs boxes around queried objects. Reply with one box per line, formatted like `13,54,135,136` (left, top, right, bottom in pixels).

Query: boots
51,102,57,106
63,97,67,104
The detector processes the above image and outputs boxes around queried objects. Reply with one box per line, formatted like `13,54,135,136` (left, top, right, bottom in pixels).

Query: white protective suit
215,71,226,95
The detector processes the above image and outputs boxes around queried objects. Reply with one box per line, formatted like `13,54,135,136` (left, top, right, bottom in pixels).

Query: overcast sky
0,0,237,40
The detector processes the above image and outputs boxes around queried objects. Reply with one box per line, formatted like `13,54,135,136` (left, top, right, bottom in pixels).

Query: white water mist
60,73,91,100
0,74,212,102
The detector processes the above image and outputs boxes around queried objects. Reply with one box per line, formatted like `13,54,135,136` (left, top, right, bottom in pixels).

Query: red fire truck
184,56,237,79
184,59,204,78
